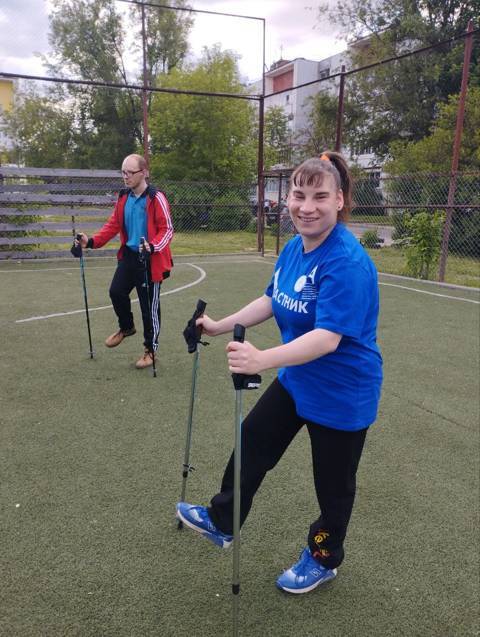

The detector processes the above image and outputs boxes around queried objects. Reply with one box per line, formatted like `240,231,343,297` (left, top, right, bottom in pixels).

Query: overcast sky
0,0,346,83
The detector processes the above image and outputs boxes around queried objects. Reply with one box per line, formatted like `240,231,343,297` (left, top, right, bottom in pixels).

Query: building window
286,94,289,103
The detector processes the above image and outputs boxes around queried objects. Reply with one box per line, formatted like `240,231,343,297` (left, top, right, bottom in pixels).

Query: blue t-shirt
124,191,147,251
265,224,383,431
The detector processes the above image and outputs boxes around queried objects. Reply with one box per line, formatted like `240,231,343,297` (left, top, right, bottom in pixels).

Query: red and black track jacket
88,185,173,282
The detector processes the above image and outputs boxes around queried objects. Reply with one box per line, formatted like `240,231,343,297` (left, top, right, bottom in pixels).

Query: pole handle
231,324,261,391
139,236,148,264
71,233,83,258
196,299,207,316
183,299,208,353
233,323,245,343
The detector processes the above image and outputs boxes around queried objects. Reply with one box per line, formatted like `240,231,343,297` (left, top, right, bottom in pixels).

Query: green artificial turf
0,256,478,637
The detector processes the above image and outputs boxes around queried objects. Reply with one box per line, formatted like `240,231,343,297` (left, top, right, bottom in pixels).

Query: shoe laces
293,548,320,576
197,507,227,536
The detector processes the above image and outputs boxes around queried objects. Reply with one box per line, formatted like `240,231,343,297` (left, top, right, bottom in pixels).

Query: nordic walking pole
178,299,208,530
71,234,94,359
139,237,157,378
230,324,261,637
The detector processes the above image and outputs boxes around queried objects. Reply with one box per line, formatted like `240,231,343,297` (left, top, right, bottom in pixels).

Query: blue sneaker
276,547,337,594
176,502,233,549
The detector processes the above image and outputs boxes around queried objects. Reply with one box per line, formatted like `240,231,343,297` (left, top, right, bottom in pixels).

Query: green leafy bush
391,212,411,243
209,195,251,231
361,229,381,248
404,211,445,279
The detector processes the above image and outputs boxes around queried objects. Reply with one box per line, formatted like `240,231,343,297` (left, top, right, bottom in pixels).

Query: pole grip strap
183,299,209,353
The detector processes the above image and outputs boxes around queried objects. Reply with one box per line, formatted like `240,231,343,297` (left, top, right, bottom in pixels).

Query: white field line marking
1,259,263,273
378,270,478,291
379,282,479,304
0,266,115,273
9,256,479,312
254,258,480,304
15,264,206,323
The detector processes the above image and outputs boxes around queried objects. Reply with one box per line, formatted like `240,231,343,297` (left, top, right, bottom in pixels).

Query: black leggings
208,378,367,569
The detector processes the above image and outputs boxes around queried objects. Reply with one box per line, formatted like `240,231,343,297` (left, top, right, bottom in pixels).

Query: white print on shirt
273,267,281,293
272,267,309,314
293,266,318,301
301,266,318,301
294,275,307,292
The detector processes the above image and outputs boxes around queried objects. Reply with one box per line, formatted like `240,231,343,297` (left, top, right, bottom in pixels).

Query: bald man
76,154,173,369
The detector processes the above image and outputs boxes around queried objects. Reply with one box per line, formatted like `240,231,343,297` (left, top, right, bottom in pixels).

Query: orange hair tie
320,154,330,161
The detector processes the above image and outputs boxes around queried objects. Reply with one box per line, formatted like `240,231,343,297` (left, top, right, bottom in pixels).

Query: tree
263,106,291,168
0,89,75,167
45,0,140,165
318,0,480,156
386,87,480,173
131,1,194,77
297,91,338,157
149,46,257,183
385,87,480,258
46,0,194,166
1,0,195,168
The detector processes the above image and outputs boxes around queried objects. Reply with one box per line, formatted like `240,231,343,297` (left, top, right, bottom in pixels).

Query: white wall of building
252,50,382,172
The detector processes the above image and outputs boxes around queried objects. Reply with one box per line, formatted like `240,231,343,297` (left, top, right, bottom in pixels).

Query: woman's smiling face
287,174,344,252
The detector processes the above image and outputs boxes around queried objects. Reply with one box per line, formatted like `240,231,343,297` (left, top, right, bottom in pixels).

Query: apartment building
0,76,15,154
252,51,380,174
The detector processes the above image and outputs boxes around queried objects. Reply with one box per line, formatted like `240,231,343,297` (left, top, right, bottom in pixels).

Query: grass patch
1,258,478,637
366,246,480,288
172,233,479,289
5,225,478,289
349,215,393,225
171,231,289,255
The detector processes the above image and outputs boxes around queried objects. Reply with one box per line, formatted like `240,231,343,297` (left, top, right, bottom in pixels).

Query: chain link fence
162,181,255,233
1,166,478,285
353,171,480,258
0,167,259,258
264,171,480,286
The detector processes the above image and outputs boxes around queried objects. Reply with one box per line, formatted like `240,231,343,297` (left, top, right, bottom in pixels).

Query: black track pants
208,378,367,570
109,247,161,352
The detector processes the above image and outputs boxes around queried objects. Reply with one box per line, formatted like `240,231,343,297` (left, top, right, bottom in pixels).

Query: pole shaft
232,389,242,637
180,350,199,502
79,256,94,358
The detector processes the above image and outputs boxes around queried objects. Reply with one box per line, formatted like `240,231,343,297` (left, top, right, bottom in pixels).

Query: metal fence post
335,65,346,153
257,96,265,255
438,20,474,282
276,174,282,255
141,0,150,167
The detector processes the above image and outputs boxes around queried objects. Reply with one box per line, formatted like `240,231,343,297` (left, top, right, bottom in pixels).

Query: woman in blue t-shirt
177,152,383,594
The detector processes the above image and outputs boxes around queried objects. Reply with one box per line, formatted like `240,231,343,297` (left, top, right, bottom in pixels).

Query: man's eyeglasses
121,169,143,177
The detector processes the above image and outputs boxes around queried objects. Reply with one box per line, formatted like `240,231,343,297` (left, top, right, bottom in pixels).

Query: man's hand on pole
71,233,88,257
139,239,151,254
76,233,88,248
